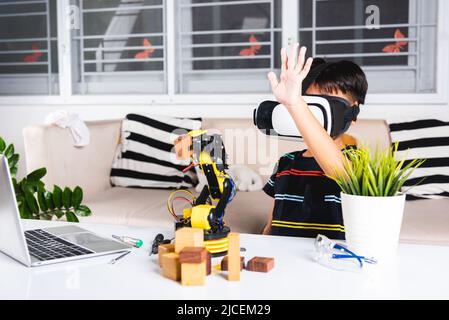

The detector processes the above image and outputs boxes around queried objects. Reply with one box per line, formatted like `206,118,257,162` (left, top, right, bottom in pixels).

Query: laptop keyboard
25,229,94,261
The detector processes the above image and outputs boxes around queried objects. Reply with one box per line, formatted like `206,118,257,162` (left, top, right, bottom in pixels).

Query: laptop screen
0,156,31,266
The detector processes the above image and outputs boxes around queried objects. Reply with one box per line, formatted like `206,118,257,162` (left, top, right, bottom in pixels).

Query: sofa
23,118,449,246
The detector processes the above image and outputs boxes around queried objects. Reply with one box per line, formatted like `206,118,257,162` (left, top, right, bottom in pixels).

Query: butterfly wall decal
23,43,43,63
382,29,408,53
239,34,262,56
134,38,156,59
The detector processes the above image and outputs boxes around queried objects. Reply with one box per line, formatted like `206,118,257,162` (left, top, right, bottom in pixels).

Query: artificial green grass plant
330,143,425,197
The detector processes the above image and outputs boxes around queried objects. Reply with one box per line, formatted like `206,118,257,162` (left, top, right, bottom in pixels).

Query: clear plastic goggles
314,234,377,272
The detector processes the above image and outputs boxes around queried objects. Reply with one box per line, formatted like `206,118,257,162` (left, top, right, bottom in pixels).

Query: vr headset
253,58,362,141
253,95,360,140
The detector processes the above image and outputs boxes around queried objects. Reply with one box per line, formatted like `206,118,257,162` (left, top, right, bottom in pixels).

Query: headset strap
344,105,360,122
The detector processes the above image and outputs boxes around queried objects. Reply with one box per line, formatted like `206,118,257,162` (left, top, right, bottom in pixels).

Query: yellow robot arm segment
190,205,213,230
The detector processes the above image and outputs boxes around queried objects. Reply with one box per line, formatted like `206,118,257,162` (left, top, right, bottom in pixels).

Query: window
177,0,282,93
298,0,438,93
0,0,58,95
0,0,445,104
71,0,166,94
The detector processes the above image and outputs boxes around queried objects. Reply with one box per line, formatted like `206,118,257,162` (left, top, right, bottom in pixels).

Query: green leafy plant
0,136,92,222
329,143,426,197
0,136,19,177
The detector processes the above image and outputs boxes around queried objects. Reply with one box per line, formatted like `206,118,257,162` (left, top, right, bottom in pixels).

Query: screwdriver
112,235,143,248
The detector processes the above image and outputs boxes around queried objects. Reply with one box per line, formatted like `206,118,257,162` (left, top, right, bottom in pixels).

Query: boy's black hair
303,58,368,105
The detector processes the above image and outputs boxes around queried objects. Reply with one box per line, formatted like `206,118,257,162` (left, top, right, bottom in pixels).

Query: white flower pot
341,192,406,261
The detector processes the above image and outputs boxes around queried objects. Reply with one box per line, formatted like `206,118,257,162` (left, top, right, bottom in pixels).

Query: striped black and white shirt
263,150,346,240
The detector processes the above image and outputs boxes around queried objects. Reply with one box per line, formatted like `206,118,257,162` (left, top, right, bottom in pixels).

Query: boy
262,44,368,240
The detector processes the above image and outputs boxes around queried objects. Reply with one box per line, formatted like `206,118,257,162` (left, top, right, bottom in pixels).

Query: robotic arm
170,130,236,256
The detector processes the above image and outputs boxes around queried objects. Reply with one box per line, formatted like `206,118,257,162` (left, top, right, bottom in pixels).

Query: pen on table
109,251,131,265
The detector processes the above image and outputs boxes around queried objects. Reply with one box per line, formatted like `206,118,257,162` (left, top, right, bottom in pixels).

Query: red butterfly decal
23,43,43,63
382,29,408,53
239,35,262,56
135,38,156,59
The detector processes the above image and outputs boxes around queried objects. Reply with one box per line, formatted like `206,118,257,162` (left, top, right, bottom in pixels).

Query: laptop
0,156,131,267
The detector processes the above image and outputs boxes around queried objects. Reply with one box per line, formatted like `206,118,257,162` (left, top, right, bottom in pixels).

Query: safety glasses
314,234,377,271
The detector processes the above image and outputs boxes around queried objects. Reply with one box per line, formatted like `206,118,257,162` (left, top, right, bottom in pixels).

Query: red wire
173,197,193,205
182,162,197,173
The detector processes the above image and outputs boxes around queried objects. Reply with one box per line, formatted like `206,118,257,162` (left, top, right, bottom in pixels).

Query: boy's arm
267,44,346,177
286,99,346,176
262,202,274,235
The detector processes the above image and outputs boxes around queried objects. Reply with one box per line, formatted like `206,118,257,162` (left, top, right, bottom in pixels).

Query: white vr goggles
253,95,361,141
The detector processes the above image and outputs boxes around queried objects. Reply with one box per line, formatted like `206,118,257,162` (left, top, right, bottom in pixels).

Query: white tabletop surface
1,220,449,300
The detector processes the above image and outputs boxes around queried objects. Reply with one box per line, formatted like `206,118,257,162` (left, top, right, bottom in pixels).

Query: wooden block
227,233,240,281
206,251,212,276
181,262,206,286
158,243,175,267
246,257,275,273
175,227,204,253
179,247,208,264
160,253,181,281
221,256,245,271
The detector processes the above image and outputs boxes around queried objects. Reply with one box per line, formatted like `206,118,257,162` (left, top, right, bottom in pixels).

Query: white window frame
0,0,447,119
71,0,167,95
301,0,437,95
176,0,282,94
0,0,58,96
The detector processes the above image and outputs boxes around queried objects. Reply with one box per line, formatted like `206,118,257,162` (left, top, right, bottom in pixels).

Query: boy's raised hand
267,44,313,109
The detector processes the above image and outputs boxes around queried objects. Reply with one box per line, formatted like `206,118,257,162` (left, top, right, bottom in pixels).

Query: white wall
1,102,448,178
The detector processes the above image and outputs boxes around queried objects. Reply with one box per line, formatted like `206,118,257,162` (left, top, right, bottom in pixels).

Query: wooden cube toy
221,256,245,271
181,262,206,286
227,233,240,281
160,253,181,281
179,247,208,264
175,227,204,253
246,257,275,273
158,243,175,267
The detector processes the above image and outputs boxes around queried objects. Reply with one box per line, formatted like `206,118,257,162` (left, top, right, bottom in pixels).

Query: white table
1,220,449,300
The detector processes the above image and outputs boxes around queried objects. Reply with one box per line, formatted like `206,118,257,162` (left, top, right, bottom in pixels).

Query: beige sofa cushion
80,187,174,229
23,120,121,200
401,199,449,246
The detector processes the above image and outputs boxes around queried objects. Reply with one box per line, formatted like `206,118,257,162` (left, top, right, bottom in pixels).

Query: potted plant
330,144,425,261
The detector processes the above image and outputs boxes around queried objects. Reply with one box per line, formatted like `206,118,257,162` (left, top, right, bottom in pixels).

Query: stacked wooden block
158,227,275,286
159,227,212,286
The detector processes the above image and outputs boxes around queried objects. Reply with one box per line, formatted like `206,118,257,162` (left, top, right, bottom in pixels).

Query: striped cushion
389,119,449,200
111,114,202,189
